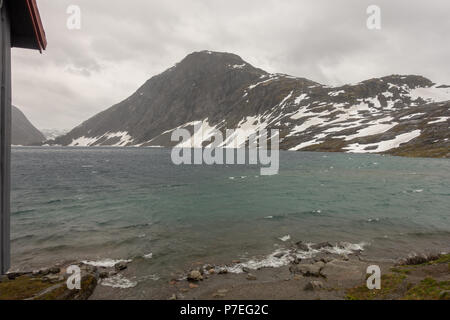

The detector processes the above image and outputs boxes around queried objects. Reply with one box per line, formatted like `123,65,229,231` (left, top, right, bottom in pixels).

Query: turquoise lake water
10,147,450,292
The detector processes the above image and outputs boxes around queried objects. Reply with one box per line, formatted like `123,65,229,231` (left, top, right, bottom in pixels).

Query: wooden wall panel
0,2,12,275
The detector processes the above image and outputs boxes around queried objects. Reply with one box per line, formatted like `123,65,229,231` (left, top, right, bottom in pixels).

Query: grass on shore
404,278,450,300
346,273,407,300
346,254,450,300
0,276,57,300
0,274,96,300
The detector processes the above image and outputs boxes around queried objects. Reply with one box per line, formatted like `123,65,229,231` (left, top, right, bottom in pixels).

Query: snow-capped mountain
51,51,450,158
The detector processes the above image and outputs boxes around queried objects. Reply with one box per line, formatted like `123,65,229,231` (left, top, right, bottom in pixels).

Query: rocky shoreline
0,260,130,300
1,245,449,300
167,242,450,301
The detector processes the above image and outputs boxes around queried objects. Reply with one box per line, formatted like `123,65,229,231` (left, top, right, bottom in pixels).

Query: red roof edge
25,0,47,53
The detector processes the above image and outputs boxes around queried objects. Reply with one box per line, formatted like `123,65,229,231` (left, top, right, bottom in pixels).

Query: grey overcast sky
11,0,450,130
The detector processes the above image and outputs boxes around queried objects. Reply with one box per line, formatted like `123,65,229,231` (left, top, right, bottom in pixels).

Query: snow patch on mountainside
400,113,426,120
428,116,449,124
248,75,279,90
229,63,246,69
289,138,321,151
345,130,421,153
175,120,219,148
342,117,397,141
408,85,450,103
69,131,134,147
279,91,294,109
221,116,268,148
69,136,99,147
329,90,345,97
288,117,329,137
169,116,271,149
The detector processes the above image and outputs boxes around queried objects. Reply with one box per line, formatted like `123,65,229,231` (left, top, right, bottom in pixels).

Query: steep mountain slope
52,51,450,157
12,106,46,146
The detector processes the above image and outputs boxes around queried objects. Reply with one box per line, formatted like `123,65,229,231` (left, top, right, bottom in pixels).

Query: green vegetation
389,146,450,159
391,267,411,275
346,254,450,300
0,276,57,300
38,274,97,300
0,273,97,300
346,274,406,300
404,278,450,300
427,254,450,265
303,139,347,152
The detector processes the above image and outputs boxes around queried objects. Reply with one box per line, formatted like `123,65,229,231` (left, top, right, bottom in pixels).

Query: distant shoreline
12,145,450,160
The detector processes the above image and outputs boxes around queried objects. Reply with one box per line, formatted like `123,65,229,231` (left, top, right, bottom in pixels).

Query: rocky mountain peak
163,50,266,80
183,50,247,66
382,75,433,87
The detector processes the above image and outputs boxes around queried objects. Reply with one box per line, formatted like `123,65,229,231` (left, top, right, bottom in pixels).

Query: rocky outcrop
0,259,134,300
289,262,325,277
0,264,97,300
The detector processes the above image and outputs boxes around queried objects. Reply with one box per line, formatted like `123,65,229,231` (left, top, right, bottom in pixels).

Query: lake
10,147,450,293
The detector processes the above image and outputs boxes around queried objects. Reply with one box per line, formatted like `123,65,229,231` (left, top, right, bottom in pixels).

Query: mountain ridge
50,51,450,158
12,106,46,146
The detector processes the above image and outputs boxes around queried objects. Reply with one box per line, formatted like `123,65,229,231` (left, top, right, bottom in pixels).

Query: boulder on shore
187,270,203,282
114,262,128,272
295,241,310,252
304,280,324,291
289,262,325,277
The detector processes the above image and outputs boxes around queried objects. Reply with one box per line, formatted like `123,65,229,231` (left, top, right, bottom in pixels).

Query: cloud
11,0,450,130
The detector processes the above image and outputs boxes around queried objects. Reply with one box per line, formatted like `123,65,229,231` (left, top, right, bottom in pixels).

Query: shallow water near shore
10,147,450,297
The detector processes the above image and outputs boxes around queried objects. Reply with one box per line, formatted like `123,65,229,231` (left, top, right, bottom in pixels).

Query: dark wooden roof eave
9,0,47,52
